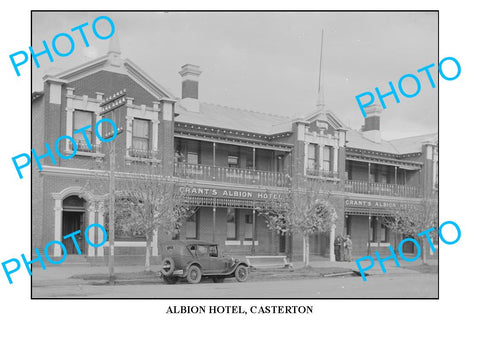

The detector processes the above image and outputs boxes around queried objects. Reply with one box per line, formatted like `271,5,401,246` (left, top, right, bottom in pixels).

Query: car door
208,245,229,273
195,244,213,273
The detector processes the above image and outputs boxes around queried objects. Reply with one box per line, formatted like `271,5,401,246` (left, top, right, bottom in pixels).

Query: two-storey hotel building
32,40,438,262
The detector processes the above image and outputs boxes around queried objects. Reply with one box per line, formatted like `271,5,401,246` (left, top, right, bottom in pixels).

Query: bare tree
384,191,438,263
82,161,191,271
257,178,338,267
114,163,191,271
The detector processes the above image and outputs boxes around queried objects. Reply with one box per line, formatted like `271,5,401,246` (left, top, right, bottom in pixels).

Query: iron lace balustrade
76,141,100,153
174,162,291,187
344,180,422,198
127,147,156,159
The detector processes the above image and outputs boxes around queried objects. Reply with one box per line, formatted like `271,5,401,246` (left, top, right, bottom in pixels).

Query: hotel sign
345,199,418,210
180,186,284,200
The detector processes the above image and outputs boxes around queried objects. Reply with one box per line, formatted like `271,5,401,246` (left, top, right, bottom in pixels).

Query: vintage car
159,240,249,284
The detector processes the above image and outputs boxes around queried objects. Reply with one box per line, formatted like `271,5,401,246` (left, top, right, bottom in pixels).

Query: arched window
62,195,85,211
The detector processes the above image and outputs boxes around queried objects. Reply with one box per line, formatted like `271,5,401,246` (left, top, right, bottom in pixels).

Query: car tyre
186,265,202,284
235,265,248,282
160,257,175,276
163,276,178,284
212,276,225,283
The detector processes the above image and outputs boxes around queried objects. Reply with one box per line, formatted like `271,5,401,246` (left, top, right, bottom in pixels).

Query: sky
32,11,438,140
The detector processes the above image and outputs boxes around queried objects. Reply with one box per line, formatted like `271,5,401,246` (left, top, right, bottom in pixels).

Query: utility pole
100,90,126,285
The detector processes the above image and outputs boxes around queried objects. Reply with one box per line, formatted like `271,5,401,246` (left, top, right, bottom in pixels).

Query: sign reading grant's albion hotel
181,186,284,200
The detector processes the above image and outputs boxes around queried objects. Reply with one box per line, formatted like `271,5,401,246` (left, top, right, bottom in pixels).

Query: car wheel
186,265,202,284
212,276,225,283
163,276,178,284
235,265,248,282
160,257,175,276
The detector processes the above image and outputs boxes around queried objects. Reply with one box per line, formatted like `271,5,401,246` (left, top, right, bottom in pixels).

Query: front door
279,233,286,253
208,245,227,272
401,234,415,254
62,211,85,254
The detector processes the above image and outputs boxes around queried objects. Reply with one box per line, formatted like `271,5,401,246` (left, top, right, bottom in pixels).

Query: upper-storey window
73,110,93,151
187,140,200,164
307,144,317,169
323,146,332,171
228,155,239,168
174,139,201,164
246,155,254,169
187,151,199,164
132,119,150,157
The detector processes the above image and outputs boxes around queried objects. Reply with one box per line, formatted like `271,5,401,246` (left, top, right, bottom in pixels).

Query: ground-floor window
380,220,389,242
345,215,352,236
244,213,253,240
369,216,377,242
186,210,198,239
402,234,415,253
226,208,237,239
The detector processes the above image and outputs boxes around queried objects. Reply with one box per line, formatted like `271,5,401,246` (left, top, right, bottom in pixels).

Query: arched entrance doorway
62,195,86,254
401,234,415,254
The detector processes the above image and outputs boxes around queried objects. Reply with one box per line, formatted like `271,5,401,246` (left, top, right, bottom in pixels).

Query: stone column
53,199,63,257
329,224,336,262
87,202,96,257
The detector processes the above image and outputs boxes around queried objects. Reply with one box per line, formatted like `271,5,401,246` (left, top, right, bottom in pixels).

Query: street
32,272,438,298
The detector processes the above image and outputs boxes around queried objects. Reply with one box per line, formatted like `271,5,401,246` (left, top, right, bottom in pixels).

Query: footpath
31,257,438,288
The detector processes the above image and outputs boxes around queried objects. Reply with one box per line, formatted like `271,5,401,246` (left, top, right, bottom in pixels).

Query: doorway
279,233,286,253
62,195,86,254
401,234,415,254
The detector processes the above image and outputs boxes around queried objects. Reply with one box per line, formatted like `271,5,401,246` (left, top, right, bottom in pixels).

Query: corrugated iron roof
176,102,294,135
389,133,438,154
347,129,438,155
346,129,399,154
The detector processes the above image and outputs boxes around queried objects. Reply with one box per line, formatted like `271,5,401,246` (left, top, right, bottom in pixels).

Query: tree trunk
303,234,310,267
145,237,151,272
395,231,398,254
421,237,427,264
302,235,306,264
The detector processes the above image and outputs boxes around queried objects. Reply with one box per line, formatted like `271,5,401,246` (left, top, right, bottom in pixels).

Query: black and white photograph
29,11,439,298
2,1,480,339
26,11,439,298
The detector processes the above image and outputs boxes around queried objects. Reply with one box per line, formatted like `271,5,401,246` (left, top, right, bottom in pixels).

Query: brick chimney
362,104,382,143
179,64,202,112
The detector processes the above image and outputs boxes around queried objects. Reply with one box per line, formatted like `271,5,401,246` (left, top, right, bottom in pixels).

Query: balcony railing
174,162,291,187
127,148,156,159
344,180,422,198
306,168,338,179
58,139,102,155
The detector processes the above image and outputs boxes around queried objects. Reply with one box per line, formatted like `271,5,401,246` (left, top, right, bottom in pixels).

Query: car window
187,244,196,255
196,245,209,257
209,245,218,257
